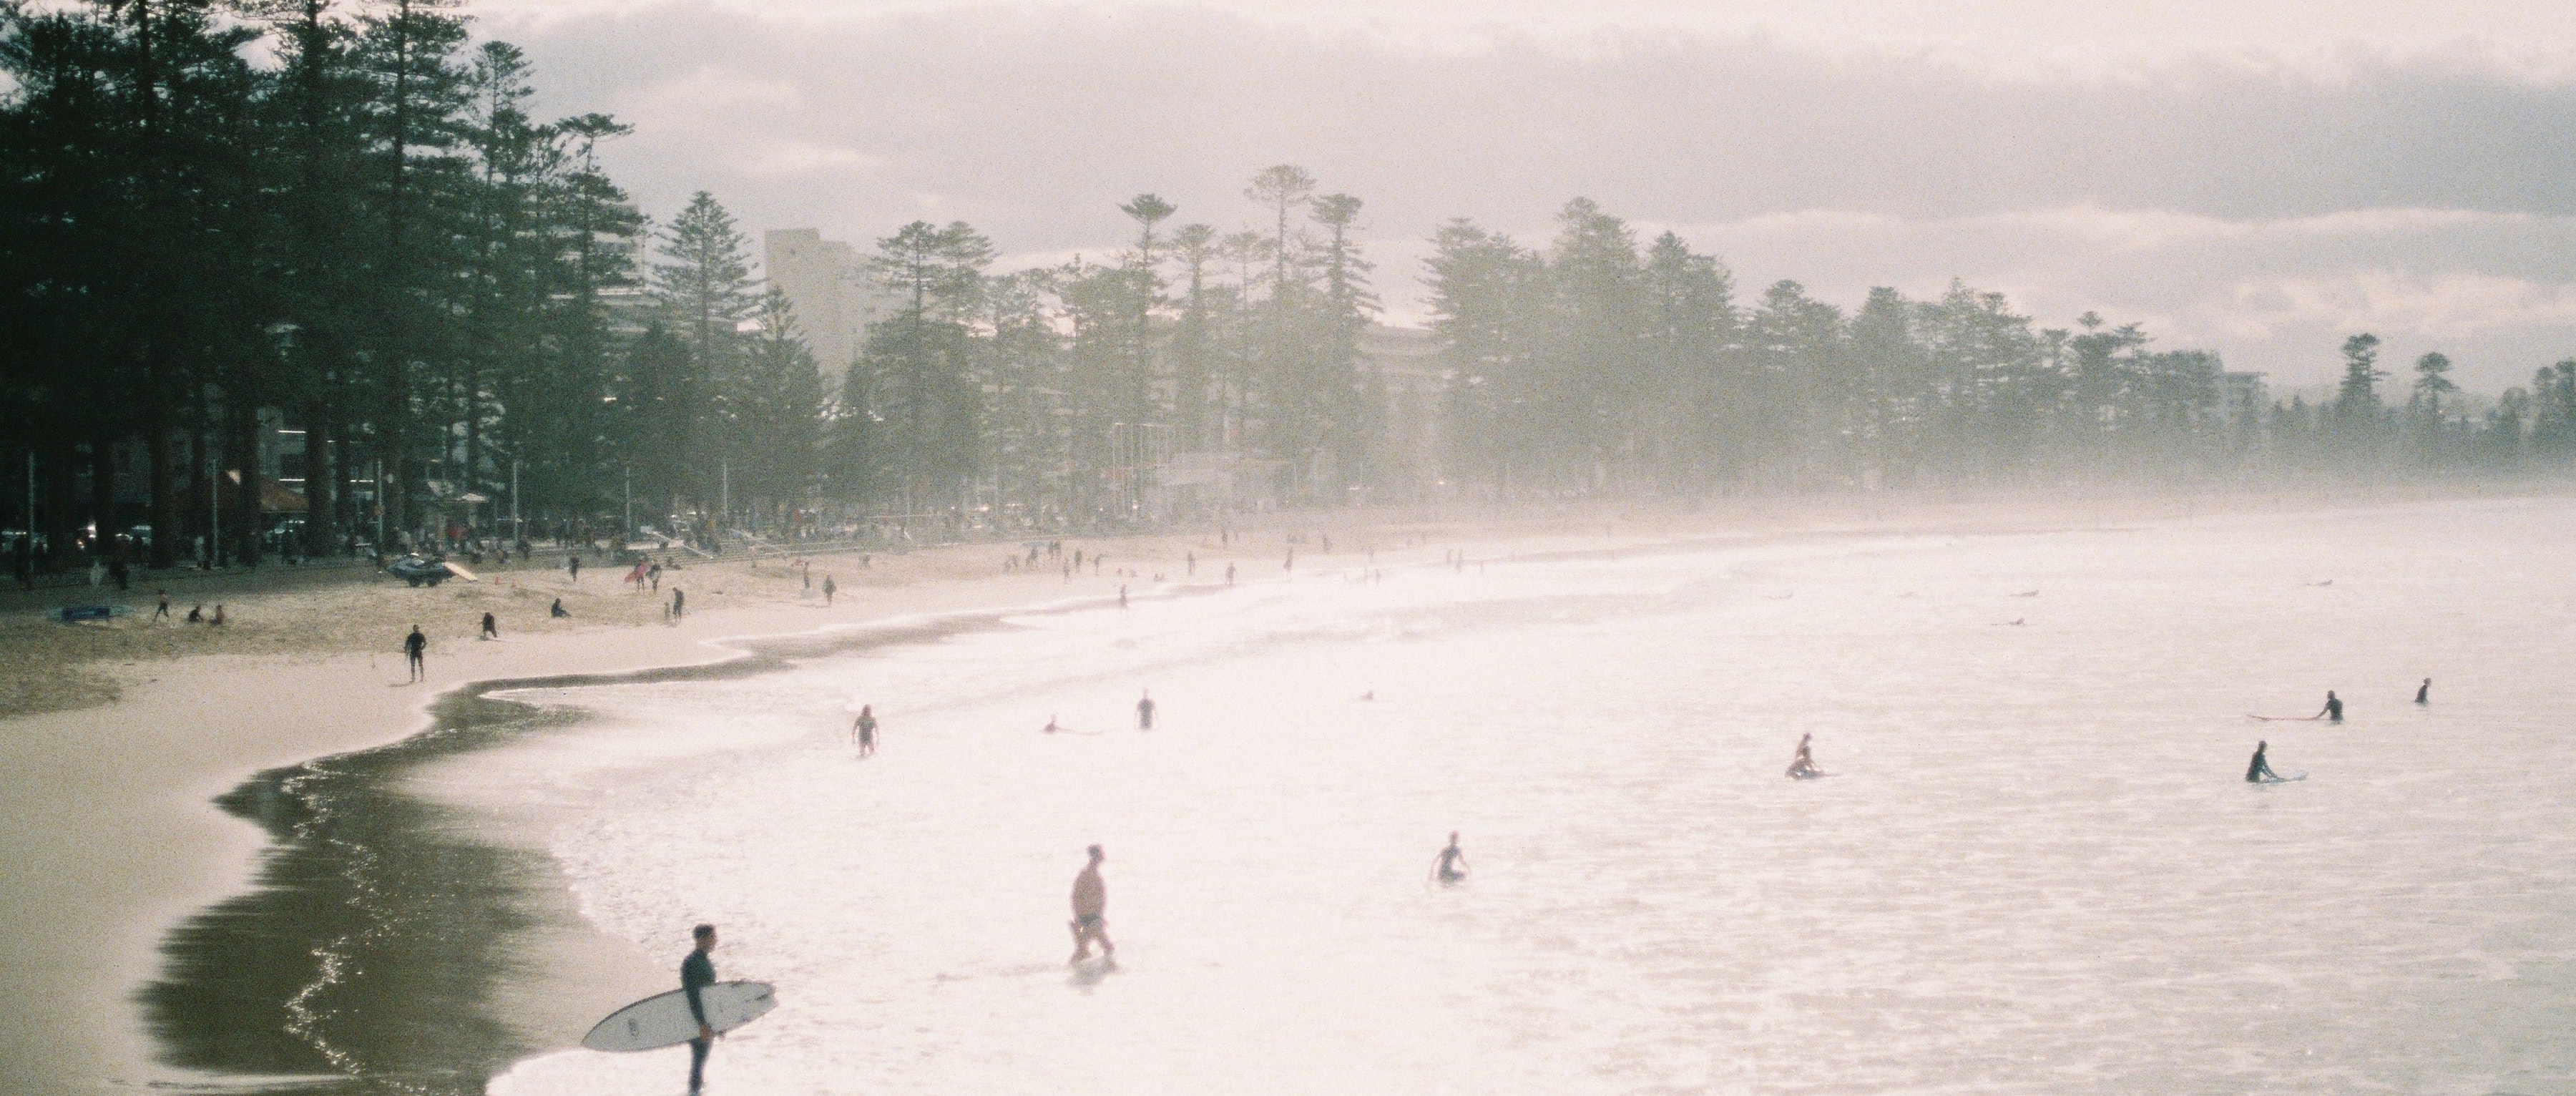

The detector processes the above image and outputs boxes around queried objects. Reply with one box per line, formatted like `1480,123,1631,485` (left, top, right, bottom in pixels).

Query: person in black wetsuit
1136,690,1156,730
2317,691,2344,723
682,924,718,1093
2415,678,2430,705
852,705,878,756
1786,733,1823,778
403,625,428,682
2246,740,2280,783
1431,832,1470,884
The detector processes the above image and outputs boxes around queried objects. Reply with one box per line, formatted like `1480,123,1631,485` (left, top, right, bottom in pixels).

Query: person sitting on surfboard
1070,845,1115,964
682,924,718,1093
2247,741,2281,783
1432,832,1470,884
1786,733,1824,779
2317,691,2344,723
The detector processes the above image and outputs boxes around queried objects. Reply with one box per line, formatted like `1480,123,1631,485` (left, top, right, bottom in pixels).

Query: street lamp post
511,459,521,546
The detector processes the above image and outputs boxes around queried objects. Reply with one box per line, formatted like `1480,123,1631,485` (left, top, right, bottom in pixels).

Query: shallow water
445,499,2572,1095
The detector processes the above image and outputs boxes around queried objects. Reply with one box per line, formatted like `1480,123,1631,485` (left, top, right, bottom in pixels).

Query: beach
1,484,2555,1095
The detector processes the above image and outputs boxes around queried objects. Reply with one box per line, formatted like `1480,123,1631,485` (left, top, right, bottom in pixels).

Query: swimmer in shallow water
2246,740,2281,783
2318,690,2344,723
1785,733,1824,778
1431,832,1469,884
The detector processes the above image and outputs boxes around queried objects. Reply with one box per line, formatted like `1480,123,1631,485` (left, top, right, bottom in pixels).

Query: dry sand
0,484,2527,1093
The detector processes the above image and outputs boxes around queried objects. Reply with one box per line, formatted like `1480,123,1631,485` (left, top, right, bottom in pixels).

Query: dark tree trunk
44,439,79,571
232,396,262,567
89,434,119,561
147,403,179,570
305,401,340,556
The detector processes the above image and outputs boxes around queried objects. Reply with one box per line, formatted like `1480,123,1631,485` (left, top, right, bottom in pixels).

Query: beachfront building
765,228,900,383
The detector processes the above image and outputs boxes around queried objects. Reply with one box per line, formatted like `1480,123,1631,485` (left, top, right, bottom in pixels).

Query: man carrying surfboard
683,924,718,1092
1070,846,1115,964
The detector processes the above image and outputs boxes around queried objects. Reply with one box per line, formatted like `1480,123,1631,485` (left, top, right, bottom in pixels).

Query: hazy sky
484,0,2576,391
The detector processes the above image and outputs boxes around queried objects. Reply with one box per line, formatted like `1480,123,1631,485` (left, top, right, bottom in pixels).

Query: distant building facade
765,228,897,383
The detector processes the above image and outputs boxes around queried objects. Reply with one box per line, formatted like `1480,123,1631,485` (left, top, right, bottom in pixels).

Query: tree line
6,2,2572,579
1428,200,2576,495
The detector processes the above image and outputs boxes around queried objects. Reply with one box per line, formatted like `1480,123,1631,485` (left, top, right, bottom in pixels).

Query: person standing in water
681,924,719,1093
1786,733,1823,778
2246,740,2281,783
1431,832,1470,884
1069,846,1114,964
1136,690,1156,730
2415,678,2431,705
2317,690,2344,723
852,705,878,756
403,625,428,682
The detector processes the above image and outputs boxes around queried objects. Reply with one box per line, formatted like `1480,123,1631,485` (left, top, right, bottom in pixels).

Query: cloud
476,1,2576,390
740,142,881,180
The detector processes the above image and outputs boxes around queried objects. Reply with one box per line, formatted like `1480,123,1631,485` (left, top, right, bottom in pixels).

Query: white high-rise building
764,228,894,386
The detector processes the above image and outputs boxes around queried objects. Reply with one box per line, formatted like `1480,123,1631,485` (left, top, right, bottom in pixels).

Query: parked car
386,553,452,587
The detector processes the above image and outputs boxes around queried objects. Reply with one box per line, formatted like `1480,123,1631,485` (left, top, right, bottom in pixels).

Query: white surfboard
582,980,777,1052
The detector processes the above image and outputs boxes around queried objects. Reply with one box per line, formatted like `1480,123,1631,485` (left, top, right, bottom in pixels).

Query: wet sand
0,485,2537,1095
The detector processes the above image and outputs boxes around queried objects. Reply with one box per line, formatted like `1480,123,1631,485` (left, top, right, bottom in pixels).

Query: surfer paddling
1786,733,1826,779
682,924,718,1092
2246,741,2281,783
1069,845,1115,964
1431,832,1470,884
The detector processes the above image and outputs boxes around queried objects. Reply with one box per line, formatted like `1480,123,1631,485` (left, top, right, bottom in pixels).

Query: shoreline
4,481,2557,1094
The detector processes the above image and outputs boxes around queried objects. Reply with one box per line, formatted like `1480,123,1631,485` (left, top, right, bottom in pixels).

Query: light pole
622,466,632,541
510,459,521,546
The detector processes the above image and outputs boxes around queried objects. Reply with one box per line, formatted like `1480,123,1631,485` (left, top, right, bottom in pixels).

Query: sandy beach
0,484,2539,1095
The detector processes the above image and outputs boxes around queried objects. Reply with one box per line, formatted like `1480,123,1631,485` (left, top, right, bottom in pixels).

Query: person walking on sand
2316,690,2344,723
1136,689,1156,730
1431,832,1470,884
2415,677,2431,705
681,924,720,1093
567,554,580,583
1118,584,1128,609
1225,562,1235,587
853,705,878,756
404,625,428,682
1069,846,1115,964
480,612,498,640
822,574,836,606
672,589,685,620
154,590,170,620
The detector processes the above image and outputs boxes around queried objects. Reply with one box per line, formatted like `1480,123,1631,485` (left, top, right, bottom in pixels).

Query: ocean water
452,499,2575,1095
